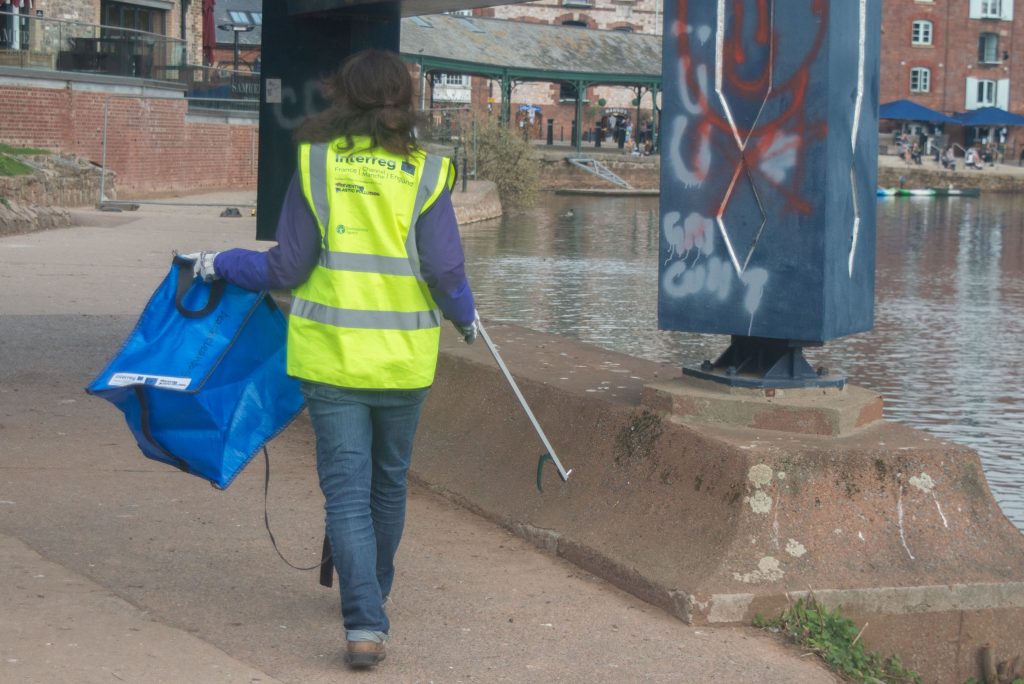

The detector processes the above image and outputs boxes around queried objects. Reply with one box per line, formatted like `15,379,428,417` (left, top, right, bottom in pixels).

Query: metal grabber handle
476,320,572,491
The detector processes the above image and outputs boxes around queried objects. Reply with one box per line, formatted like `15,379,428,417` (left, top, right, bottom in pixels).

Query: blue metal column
659,0,881,388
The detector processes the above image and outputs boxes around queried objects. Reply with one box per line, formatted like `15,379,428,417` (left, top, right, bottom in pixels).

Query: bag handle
173,256,226,318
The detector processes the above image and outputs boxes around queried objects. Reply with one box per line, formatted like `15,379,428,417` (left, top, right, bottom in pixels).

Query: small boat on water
876,187,981,198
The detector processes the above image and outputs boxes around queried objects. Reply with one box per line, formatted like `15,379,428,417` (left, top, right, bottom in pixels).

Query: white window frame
970,0,1014,19
910,67,931,93
979,32,1000,63
439,73,467,86
978,79,996,105
967,77,998,107
912,20,933,45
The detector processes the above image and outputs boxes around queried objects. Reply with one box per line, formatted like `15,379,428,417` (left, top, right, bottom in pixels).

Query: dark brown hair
295,49,418,157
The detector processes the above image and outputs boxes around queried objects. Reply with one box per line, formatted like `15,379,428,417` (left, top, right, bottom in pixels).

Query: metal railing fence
0,11,259,113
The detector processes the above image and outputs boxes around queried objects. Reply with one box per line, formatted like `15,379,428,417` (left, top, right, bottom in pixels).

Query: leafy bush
755,596,922,683
472,117,539,207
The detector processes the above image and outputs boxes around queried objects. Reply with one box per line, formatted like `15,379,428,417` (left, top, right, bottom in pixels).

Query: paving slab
0,533,279,684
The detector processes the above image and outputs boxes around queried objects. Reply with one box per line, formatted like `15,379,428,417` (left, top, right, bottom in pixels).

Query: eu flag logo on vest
401,161,416,175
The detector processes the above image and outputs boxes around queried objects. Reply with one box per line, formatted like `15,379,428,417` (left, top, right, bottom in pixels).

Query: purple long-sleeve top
214,173,476,325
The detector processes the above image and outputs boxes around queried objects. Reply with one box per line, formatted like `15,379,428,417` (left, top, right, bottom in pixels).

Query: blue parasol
879,99,958,124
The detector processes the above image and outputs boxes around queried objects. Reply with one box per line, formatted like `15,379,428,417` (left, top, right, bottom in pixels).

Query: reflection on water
460,193,1024,532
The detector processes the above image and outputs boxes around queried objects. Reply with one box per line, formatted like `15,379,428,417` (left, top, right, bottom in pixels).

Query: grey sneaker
345,640,386,668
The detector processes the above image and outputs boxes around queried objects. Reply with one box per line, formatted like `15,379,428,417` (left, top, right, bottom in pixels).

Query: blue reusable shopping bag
86,256,305,489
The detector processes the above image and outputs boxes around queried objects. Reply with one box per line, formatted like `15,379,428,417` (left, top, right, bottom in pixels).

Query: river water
459,193,1024,533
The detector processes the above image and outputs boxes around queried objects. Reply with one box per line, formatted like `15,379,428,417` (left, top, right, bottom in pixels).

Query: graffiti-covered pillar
659,1,881,387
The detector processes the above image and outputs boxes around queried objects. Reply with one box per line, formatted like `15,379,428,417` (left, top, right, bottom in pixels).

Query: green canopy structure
400,14,662,152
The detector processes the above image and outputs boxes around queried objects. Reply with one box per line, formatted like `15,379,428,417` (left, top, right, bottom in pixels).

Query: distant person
983,143,995,166
965,146,983,170
910,143,923,165
942,145,956,171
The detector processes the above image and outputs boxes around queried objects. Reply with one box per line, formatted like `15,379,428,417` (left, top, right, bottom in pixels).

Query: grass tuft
754,596,922,683
0,143,51,156
0,154,33,177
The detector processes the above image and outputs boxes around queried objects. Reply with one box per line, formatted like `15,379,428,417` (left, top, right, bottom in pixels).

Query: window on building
0,3,30,51
560,82,579,101
979,32,1000,62
562,0,594,7
981,0,1002,17
101,1,167,35
910,67,931,93
439,73,467,86
970,0,1013,19
911,20,933,45
561,20,588,28
977,79,997,105
612,25,635,33
966,76,1009,108
228,11,262,26
446,9,473,16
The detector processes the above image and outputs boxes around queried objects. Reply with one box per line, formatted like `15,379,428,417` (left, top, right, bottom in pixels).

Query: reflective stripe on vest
288,138,451,390
290,299,440,331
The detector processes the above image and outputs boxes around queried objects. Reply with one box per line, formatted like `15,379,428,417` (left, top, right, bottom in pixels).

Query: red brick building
881,0,1019,115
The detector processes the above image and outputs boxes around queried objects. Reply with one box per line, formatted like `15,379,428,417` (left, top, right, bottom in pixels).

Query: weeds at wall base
753,596,922,683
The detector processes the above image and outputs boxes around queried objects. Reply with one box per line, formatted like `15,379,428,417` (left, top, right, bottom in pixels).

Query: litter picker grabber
476,320,572,491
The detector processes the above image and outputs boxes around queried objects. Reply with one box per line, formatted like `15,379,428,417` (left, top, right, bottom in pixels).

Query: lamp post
218,22,254,71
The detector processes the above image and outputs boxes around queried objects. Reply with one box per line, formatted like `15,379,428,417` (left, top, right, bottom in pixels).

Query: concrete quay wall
450,180,502,224
414,324,1024,684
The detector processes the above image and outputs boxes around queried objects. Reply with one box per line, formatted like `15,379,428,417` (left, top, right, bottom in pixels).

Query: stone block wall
0,154,110,207
536,150,659,190
877,163,1024,192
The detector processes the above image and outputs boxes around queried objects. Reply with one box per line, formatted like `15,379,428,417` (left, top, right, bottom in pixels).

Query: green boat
876,187,981,198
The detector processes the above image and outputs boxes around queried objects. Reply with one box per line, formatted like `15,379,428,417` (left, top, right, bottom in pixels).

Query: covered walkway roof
400,14,662,88
400,14,662,151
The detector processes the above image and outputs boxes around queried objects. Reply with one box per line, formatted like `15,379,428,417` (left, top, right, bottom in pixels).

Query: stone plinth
642,376,884,437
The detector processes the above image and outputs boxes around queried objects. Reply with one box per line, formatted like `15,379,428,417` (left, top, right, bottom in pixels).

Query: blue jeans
301,382,429,641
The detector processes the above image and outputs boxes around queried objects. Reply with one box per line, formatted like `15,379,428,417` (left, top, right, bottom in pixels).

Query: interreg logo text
336,153,396,171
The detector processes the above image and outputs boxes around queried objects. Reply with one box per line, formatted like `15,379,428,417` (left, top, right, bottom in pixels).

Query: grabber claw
536,452,573,492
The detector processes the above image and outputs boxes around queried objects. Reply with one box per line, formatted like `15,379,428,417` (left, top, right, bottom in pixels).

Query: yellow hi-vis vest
289,136,455,389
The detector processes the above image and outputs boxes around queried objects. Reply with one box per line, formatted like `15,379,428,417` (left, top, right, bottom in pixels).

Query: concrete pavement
0,193,836,683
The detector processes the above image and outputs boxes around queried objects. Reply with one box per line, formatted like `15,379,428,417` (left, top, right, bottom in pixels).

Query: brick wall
0,73,257,197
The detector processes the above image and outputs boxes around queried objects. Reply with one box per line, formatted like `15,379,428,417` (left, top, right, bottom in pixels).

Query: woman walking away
183,49,478,670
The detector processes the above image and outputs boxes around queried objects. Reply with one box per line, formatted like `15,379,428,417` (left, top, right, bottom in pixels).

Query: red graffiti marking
673,0,830,216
